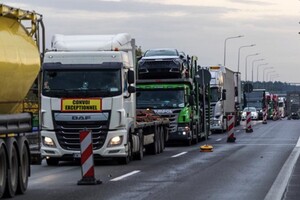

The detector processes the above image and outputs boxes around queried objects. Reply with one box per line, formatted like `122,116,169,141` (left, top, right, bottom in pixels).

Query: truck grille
53,112,109,151
158,113,179,133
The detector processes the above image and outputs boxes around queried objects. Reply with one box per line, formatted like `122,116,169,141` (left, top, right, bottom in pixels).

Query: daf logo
71,116,92,120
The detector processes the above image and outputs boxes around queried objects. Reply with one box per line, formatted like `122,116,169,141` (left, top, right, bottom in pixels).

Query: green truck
136,50,209,145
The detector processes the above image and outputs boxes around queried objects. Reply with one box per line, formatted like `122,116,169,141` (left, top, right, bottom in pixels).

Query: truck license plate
73,153,81,158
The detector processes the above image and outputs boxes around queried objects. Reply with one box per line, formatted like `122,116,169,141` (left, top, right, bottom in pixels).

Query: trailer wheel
0,139,7,198
4,138,19,198
17,137,30,194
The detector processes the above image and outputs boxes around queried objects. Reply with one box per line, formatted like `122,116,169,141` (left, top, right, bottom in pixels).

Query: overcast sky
2,0,300,83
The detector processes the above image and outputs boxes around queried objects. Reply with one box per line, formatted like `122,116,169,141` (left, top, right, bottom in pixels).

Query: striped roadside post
78,129,102,185
246,112,253,133
262,107,268,124
227,115,236,143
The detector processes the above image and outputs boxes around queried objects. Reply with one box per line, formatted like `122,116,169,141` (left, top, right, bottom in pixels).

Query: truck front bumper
41,129,129,160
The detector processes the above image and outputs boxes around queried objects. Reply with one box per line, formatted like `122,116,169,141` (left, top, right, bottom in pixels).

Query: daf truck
41,33,169,166
0,4,45,198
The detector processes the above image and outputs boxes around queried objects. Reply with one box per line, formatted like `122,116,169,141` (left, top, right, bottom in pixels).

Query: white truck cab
41,33,136,165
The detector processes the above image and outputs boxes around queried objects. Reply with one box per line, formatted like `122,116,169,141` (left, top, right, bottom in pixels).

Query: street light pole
263,67,274,82
224,35,244,66
266,71,276,82
237,44,255,74
256,63,268,81
245,53,259,81
266,70,276,81
251,59,264,82
270,74,279,82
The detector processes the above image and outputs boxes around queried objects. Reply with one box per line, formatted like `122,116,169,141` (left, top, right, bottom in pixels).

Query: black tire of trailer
186,138,192,146
117,134,132,165
145,126,159,155
157,126,162,153
16,136,30,194
134,129,144,161
192,123,199,144
46,158,59,166
4,138,19,198
159,126,165,152
0,139,8,198
164,126,169,142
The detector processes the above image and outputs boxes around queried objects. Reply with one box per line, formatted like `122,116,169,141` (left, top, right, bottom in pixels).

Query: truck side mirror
128,70,135,84
235,86,238,97
222,89,226,100
128,85,136,93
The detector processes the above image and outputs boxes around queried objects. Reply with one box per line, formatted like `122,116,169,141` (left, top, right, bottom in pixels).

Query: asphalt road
13,119,300,200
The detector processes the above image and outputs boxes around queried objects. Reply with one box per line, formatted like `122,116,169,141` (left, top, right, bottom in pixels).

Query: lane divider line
171,152,187,158
216,138,222,142
110,170,141,181
264,136,300,200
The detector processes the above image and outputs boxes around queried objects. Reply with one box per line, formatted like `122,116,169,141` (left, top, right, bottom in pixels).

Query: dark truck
286,91,300,120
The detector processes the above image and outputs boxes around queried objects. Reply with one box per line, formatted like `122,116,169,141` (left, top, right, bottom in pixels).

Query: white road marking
236,130,240,133
216,138,222,142
296,137,300,147
264,136,300,200
110,170,141,181
171,152,187,158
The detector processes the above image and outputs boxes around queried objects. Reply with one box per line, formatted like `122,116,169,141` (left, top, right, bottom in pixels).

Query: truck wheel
0,140,7,198
145,127,159,155
17,137,30,194
160,126,165,152
135,131,144,161
46,158,59,166
192,125,199,144
118,136,132,165
4,138,19,198
156,127,161,154
186,138,192,146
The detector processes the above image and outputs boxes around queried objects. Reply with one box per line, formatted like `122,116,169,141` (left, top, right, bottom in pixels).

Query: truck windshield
42,69,121,98
137,89,185,109
210,87,221,102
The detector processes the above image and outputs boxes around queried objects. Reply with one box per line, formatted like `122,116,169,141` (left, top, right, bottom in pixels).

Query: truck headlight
178,126,190,135
108,136,123,147
43,136,56,147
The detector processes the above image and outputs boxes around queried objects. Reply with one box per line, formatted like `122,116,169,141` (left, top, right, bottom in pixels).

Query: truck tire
192,124,199,144
17,136,30,194
159,126,165,152
145,126,159,155
157,126,162,154
134,130,144,161
4,138,19,198
46,158,59,166
0,139,7,198
118,135,132,165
